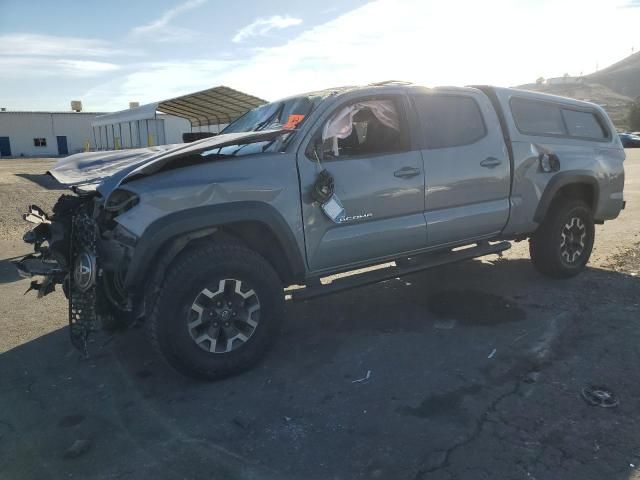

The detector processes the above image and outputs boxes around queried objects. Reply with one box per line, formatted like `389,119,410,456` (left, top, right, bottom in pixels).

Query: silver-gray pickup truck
14,82,626,379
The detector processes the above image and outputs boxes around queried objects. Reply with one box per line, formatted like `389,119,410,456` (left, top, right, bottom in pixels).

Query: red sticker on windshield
283,114,305,130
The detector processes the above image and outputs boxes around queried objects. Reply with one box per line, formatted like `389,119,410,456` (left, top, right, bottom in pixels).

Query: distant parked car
619,133,640,148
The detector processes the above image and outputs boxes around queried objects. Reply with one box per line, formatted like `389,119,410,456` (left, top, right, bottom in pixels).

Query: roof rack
368,80,413,86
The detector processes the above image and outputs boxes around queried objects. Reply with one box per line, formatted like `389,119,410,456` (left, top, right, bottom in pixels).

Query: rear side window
511,97,609,141
413,95,486,149
510,98,565,136
561,109,608,139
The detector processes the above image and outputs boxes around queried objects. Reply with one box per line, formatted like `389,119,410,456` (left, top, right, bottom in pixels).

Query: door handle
394,166,421,178
480,157,501,168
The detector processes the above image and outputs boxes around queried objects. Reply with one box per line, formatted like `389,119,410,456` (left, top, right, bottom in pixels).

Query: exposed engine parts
13,194,127,356
13,203,70,297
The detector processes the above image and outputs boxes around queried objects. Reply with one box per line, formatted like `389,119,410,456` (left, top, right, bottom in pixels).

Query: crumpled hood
48,144,179,188
48,130,287,196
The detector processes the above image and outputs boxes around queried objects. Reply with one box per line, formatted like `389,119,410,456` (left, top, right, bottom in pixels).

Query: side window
321,98,405,157
561,109,608,139
413,94,486,149
510,98,566,136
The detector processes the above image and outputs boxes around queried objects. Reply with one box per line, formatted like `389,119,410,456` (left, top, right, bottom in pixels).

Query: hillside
516,82,633,129
517,51,640,130
586,51,640,99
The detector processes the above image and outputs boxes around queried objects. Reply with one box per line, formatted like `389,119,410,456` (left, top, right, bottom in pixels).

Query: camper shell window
510,97,610,141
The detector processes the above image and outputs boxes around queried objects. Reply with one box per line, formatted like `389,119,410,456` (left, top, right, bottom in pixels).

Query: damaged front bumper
13,197,112,355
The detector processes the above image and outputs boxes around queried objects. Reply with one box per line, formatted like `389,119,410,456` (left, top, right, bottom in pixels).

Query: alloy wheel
187,278,261,353
560,216,587,264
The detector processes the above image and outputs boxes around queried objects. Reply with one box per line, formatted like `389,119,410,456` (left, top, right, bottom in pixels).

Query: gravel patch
0,159,62,240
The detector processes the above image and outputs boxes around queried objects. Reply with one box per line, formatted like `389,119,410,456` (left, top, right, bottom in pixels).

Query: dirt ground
0,153,639,480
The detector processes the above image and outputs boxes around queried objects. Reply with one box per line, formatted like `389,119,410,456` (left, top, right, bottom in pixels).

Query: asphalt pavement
0,152,639,480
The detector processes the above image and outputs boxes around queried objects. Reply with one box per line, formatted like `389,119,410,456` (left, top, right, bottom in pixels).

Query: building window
34,138,47,147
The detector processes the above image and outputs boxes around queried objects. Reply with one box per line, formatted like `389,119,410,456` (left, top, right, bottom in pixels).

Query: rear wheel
529,199,595,278
148,242,284,379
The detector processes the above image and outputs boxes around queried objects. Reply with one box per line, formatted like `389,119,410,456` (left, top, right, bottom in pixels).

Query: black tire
100,271,133,331
529,199,595,278
148,242,284,380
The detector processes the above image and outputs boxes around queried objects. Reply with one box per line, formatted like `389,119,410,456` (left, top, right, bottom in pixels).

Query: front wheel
529,199,595,278
147,242,284,380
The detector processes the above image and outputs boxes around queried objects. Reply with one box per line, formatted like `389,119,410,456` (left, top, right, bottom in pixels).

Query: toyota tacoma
14,82,626,379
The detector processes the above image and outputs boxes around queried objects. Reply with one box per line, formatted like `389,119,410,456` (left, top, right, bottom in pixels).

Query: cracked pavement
0,152,639,479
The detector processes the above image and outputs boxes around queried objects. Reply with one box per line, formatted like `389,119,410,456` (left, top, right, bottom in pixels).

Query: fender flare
533,172,599,223
123,201,306,288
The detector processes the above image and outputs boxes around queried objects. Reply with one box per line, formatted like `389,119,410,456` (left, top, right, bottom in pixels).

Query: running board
291,241,511,301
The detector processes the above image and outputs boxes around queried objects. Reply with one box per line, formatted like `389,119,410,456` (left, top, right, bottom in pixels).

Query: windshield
221,94,327,134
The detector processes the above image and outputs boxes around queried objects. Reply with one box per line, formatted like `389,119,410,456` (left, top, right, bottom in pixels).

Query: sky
1,0,639,112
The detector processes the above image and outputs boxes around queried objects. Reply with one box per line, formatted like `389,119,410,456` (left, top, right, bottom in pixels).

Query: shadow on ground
0,256,23,284
15,173,66,190
1,258,639,480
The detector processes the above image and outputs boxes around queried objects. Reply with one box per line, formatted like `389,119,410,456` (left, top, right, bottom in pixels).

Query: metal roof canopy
91,86,266,128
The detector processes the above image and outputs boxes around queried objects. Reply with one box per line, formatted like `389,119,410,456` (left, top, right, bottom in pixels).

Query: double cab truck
14,83,626,379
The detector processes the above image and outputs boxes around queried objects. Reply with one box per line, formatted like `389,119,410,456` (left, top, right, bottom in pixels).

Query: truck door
412,90,510,247
297,94,426,272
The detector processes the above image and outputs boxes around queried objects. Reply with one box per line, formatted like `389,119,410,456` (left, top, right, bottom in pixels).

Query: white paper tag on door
321,194,345,224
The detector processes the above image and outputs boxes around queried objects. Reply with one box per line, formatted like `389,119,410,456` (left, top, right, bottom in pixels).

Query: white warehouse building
0,109,192,158
0,111,103,157
0,86,266,158
91,112,190,151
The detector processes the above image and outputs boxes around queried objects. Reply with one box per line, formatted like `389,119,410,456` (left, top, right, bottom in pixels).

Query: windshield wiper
254,104,284,132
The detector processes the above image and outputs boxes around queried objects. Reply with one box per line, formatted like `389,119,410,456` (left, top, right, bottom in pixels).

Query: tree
629,97,640,131
536,77,545,85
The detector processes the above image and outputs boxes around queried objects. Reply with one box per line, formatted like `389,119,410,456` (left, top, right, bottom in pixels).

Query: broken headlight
104,189,139,215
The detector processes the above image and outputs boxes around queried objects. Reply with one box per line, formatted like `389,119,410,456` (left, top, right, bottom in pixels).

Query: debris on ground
352,370,371,383
62,439,92,459
581,386,619,408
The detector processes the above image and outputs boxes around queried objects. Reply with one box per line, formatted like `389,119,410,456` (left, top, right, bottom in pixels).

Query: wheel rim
187,278,261,354
560,216,587,264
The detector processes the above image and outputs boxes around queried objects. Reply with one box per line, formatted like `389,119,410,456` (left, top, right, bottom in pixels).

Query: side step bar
291,241,511,301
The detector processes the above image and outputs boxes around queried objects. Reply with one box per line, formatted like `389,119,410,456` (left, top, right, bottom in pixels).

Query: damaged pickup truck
14,83,626,379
